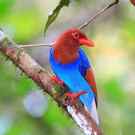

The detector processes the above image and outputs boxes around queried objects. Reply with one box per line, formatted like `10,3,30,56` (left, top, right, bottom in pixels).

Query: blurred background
0,0,135,135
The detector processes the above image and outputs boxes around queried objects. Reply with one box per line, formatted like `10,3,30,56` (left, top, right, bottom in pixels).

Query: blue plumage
49,48,95,112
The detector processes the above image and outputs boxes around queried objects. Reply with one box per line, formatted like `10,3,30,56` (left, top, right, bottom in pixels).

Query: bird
49,28,99,125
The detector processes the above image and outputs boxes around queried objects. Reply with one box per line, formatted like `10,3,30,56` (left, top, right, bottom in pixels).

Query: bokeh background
0,0,135,135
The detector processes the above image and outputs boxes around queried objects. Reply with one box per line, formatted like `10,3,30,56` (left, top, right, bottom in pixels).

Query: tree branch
0,31,102,135
79,0,119,30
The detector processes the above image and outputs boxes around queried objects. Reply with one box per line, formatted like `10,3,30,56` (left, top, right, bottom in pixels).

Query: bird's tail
80,93,99,125
90,99,99,125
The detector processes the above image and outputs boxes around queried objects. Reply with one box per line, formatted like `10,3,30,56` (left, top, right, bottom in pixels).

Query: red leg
64,91,87,106
51,75,64,86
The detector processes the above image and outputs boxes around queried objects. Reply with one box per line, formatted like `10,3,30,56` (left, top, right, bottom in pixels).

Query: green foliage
0,55,37,99
0,0,16,16
44,0,70,34
43,100,72,127
122,19,135,43
5,119,34,135
103,78,126,105
2,10,43,43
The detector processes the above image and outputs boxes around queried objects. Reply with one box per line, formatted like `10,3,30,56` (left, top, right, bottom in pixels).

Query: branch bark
0,30,102,135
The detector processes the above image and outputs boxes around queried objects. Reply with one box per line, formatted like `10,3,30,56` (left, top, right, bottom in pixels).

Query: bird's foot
51,75,64,86
64,91,87,106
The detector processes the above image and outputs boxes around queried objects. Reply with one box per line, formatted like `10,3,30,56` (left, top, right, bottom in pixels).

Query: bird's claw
51,75,64,86
63,91,87,106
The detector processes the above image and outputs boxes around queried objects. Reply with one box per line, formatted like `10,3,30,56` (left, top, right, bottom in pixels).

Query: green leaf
0,0,16,16
44,0,70,35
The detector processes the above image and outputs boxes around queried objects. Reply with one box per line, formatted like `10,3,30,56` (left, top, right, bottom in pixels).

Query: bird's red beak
79,38,94,47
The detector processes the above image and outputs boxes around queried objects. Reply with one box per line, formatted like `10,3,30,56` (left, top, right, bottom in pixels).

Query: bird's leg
51,75,64,86
64,91,87,106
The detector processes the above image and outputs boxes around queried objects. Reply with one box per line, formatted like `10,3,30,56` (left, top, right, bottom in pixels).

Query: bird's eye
72,32,79,39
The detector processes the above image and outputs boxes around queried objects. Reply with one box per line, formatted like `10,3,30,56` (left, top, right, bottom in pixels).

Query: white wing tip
90,99,99,125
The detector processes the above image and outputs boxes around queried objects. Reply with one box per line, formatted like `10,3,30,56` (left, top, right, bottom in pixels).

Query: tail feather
90,99,99,125
80,94,99,125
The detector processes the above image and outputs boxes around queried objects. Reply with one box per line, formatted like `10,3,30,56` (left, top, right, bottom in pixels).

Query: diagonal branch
79,0,119,30
0,31,102,135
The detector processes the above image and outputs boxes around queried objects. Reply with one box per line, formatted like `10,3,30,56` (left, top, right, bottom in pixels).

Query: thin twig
18,43,53,48
6,43,54,49
79,0,119,30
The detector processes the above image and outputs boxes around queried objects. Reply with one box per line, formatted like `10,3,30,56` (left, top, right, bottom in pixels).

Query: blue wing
49,48,95,111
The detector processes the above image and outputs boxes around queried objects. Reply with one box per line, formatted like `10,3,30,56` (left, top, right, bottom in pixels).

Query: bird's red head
53,28,94,64
55,28,94,48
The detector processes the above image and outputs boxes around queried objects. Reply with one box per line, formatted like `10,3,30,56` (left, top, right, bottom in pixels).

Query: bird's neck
53,44,79,64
